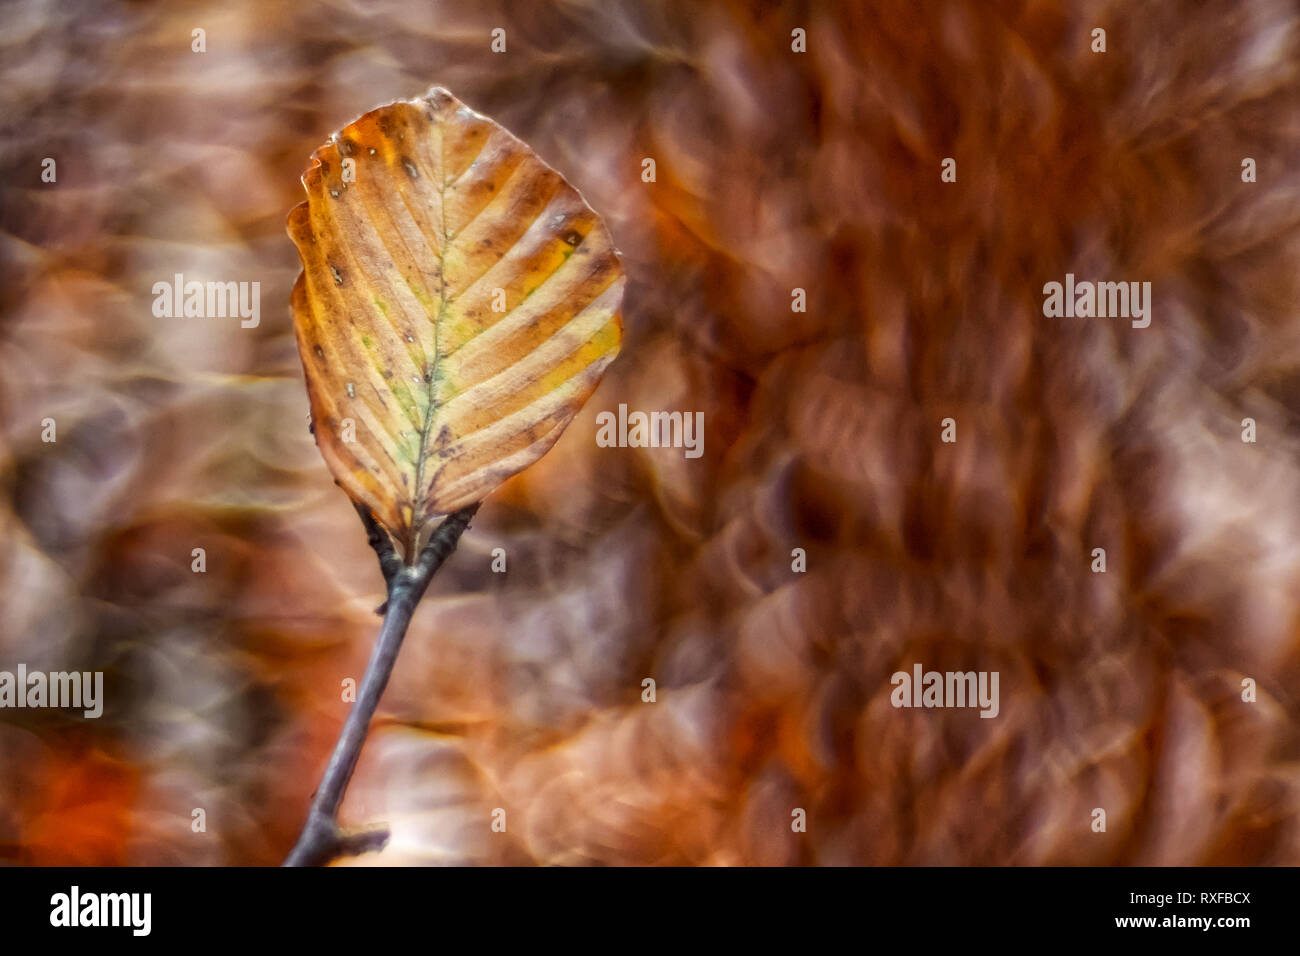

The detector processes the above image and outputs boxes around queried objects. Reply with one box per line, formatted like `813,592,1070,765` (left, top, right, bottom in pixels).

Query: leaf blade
289,88,625,553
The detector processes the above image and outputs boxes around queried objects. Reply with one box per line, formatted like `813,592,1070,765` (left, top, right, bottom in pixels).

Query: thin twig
355,502,405,585
354,502,405,612
283,503,481,867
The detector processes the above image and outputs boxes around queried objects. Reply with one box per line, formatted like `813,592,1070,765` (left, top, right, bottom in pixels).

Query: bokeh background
2,0,1300,865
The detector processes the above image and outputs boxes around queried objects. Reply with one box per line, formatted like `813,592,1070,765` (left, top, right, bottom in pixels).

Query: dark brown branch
283,503,481,867
354,503,404,610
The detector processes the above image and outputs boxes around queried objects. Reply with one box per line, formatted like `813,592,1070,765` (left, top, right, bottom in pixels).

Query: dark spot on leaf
330,264,344,285
402,158,419,179
562,230,583,246
313,344,325,359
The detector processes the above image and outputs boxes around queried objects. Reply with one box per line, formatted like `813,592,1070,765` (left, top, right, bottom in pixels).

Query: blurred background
2,0,1300,865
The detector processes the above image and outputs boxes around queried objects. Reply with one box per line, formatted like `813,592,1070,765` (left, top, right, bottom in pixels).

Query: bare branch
283,502,481,867
354,503,404,607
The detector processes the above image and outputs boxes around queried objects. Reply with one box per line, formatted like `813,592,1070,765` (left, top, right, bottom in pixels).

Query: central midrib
409,124,450,558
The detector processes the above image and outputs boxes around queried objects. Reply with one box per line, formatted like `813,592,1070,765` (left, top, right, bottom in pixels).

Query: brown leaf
288,87,625,554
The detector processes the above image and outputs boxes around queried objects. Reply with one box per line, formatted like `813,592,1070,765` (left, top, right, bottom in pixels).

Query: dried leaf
288,87,625,554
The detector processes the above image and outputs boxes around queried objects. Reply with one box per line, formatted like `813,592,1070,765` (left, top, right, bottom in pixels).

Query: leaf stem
283,503,480,867
355,501,405,591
